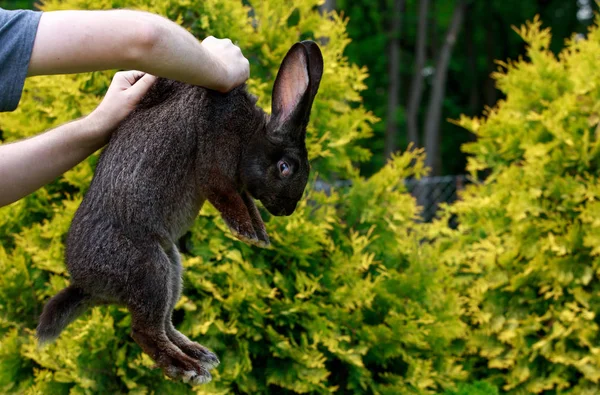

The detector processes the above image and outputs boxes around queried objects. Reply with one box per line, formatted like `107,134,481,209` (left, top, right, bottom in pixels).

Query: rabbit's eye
278,160,291,177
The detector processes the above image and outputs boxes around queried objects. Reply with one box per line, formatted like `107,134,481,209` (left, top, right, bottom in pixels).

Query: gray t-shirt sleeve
0,8,42,112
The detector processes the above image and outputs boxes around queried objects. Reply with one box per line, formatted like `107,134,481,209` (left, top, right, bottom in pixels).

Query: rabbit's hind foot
175,339,220,370
132,328,213,385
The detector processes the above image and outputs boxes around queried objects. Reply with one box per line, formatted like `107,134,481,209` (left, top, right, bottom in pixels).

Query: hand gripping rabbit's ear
268,41,324,142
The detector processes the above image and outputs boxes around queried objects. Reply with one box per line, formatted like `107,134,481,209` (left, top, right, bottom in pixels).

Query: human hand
86,71,157,145
201,36,250,92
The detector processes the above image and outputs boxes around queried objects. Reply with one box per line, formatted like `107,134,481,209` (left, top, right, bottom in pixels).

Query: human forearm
136,14,243,92
0,70,155,207
0,117,104,207
28,10,248,92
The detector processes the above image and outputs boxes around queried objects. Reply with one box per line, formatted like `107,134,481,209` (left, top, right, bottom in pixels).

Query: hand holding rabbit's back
36,42,323,385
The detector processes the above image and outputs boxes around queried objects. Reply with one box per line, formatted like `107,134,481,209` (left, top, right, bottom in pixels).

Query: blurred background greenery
337,0,598,175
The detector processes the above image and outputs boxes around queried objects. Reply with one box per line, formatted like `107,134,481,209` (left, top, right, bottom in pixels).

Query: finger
121,70,146,86
243,58,250,80
111,70,145,91
125,73,157,102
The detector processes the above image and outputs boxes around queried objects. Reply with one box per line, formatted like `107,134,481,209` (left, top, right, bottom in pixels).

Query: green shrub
0,0,466,393
442,381,499,395
432,15,600,394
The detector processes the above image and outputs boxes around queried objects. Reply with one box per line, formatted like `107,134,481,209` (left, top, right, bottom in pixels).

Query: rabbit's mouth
261,198,298,217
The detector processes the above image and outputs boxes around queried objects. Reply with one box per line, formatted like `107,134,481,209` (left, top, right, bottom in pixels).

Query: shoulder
0,7,42,26
0,8,43,112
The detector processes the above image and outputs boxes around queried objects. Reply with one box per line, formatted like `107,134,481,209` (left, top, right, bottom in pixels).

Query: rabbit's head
241,41,323,216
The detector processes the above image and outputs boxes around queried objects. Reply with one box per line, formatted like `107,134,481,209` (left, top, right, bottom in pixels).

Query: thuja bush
442,381,499,395
0,0,466,393
431,15,600,394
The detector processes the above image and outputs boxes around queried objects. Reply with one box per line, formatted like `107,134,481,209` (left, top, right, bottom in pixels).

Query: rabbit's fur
36,41,323,385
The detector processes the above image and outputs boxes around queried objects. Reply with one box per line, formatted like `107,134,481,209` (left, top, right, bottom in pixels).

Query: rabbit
35,41,323,385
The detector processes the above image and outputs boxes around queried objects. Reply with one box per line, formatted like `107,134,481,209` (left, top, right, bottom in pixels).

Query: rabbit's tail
36,285,90,345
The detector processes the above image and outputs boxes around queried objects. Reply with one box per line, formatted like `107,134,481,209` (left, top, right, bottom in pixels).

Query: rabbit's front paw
253,225,270,248
232,228,267,248
241,191,271,248
251,236,270,249
227,220,261,246
232,221,272,248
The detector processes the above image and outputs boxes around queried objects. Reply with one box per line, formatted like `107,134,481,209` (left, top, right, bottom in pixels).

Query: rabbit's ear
269,41,324,140
299,40,323,107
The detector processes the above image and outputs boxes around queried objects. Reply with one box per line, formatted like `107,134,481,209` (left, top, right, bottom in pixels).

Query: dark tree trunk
430,0,438,60
465,2,479,116
483,8,498,107
384,0,406,159
406,0,430,146
423,0,466,176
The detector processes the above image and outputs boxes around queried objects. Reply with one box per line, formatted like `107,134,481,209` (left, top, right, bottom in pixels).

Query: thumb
126,73,157,102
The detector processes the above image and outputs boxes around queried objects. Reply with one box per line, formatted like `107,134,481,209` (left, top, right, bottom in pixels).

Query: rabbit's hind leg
163,244,220,370
127,245,211,385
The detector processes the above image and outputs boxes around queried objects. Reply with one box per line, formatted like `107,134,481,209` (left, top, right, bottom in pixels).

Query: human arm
27,10,248,92
0,71,156,207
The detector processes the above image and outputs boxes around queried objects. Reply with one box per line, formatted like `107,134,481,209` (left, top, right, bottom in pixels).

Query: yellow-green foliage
431,15,600,394
0,1,466,393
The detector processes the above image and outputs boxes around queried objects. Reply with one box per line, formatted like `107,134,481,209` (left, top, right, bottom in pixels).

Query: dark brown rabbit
36,41,323,385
